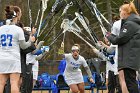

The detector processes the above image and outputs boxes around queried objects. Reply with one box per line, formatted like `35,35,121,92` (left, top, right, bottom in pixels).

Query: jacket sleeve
107,21,140,45
21,42,36,54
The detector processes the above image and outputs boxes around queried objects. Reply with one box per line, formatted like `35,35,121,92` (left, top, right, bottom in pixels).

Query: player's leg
77,82,85,93
10,73,20,93
0,74,8,93
118,70,129,93
69,84,79,93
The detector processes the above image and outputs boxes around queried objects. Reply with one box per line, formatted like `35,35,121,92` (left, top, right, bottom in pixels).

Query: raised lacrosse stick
61,18,107,61
37,0,49,37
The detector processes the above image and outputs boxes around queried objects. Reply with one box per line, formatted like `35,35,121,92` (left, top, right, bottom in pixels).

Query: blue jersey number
73,67,78,70
1,34,13,46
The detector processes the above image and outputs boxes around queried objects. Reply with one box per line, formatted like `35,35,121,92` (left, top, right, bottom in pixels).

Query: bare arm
84,66,92,79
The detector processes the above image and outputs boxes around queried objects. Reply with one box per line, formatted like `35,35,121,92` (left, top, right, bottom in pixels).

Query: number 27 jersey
0,25,25,61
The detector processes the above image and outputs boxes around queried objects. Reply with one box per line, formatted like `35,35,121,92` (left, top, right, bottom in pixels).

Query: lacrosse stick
42,1,73,41
37,0,49,37
82,0,111,37
38,0,66,37
35,0,42,26
61,18,107,61
28,0,32,28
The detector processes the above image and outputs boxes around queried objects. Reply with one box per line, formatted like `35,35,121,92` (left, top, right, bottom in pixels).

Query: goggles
72,50,79,53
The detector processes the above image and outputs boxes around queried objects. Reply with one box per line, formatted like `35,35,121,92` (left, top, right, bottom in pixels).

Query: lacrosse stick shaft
75,12,98,43
88,0,111,25
71,30,107,60
35,9,40,26
82,0,110,37
28,0,32,28
37,12,44,37
35,0,42,26
38,0,66,37
38,13,55,37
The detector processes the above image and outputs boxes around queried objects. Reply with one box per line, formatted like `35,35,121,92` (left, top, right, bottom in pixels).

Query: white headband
71,46,79,50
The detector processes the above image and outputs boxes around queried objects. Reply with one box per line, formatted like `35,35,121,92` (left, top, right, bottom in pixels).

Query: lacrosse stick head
61,19,69,29
69,20,81,32
75,12,89,25
42,0,49,12
83,16,89,25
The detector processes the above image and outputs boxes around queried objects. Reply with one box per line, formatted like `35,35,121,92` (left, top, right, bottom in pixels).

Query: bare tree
134,0,140,14
107,0,112,31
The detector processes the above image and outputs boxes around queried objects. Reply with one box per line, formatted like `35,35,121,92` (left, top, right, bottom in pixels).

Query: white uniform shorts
64,72,84,85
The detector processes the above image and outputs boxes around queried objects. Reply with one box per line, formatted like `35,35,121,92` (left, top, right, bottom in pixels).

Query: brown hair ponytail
5,5,15,19
5,5,21,19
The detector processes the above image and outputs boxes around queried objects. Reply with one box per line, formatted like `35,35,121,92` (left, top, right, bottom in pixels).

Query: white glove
41,46,50,52
95,42,104,50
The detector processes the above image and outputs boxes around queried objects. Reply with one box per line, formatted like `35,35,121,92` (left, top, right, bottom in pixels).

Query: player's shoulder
79,55,85,60
0,25,9,31
0,25,8,28
10,25,23,33
0,25,23,34
10,25,22,30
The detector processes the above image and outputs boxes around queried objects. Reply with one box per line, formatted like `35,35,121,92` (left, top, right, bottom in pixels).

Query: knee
0,81,6,86
11,88,19,93
79,87,84,92
10,81,19,88
11,81,20,92
71,89,79,93
11,85,19,93
0,79,7,87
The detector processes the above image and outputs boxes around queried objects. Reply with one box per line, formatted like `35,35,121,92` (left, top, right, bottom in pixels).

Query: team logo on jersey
70,62,80,67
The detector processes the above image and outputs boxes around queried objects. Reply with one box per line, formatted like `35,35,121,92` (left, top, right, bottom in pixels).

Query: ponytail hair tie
12,11,17,18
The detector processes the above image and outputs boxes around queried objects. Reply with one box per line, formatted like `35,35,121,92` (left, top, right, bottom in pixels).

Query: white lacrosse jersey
26,53,38,65
106,45,118,78
106,20,121,78
111,19,121,36
64,53,88,85
0,25,25,73
26,53,39,80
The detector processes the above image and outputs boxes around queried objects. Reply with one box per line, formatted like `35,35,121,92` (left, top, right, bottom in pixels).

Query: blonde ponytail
121,1,139,15
129,1,139,15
